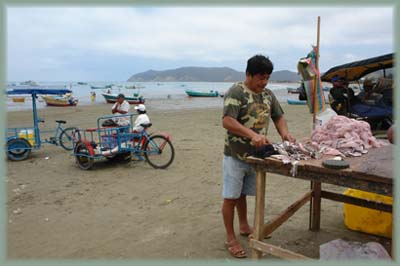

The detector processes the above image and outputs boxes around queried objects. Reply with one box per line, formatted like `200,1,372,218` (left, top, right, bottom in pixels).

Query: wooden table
245,145,393,260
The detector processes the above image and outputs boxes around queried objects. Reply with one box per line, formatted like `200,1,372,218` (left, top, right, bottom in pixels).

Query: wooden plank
310,181,321,231
263,190,312,237
249,239,311,260
246,156,392,196
252,169,266,260
321,190,392,213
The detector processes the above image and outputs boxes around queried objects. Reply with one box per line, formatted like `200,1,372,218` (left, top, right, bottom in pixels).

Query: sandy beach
6,101,390,259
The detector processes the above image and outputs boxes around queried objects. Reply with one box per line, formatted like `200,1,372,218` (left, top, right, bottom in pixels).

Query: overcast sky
6,6,394,82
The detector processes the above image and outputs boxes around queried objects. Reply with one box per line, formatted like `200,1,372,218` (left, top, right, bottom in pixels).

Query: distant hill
127,67,300,82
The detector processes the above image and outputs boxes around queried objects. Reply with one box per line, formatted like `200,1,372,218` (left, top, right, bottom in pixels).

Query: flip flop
240,229,271,239
225,240,247,258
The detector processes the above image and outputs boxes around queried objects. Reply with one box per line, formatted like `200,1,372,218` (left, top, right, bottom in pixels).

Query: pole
313,16,321,130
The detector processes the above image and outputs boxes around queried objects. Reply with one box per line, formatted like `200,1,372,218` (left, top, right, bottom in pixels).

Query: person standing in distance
222,54,295,258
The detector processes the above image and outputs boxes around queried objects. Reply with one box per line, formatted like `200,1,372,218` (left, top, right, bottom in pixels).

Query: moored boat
77,82,88,85
42,94,78,107
11,96,26,103
185,89,219,97
287,87,300,94
90,85,107,90
101,93,145,104
287,99,307,105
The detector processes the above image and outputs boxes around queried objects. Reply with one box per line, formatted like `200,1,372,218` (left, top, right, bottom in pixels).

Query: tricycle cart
6,88,79,161
73,114,175,170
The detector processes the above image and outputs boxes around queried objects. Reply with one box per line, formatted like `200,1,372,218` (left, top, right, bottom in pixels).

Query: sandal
240,228,271,239
225,239,247,258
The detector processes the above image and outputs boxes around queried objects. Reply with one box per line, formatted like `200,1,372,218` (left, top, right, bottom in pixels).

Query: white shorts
222,155,256,199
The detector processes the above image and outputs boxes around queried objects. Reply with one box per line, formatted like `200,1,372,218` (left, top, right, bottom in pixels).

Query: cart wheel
143,135,175,169
74,142,94,170
7,138,31,161
60,127,80,150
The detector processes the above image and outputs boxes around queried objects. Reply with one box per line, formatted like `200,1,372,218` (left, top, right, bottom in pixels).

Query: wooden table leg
309,181,321,231
252,168,266,259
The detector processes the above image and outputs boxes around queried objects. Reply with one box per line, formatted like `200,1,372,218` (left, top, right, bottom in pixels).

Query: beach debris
12,188,21,194
311,115,387,157
319,239,391,260
45,157,50,160
45,218,49,222
13,208,22,215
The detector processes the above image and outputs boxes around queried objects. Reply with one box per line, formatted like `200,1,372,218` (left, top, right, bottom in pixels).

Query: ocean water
6,81,301,112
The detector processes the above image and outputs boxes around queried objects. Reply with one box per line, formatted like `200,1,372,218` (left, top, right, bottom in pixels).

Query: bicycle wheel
7,138,31,161
143,135,175,169
74,142,94,170
59,127,80,150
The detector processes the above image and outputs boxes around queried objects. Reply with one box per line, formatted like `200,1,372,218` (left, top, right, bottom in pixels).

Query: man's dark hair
246,55,274,76
117,93,125,99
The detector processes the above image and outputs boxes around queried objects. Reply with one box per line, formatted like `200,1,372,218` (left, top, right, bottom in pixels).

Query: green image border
0,0,398,266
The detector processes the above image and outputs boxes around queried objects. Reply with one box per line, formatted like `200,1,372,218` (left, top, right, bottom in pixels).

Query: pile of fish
271,141,321,164
310,116,386,157
268,116,387,164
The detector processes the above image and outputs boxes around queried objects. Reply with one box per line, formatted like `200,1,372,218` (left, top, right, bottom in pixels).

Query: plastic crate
343,188,392,238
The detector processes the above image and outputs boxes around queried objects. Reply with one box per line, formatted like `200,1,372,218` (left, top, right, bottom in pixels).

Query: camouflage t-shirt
223,82,284,161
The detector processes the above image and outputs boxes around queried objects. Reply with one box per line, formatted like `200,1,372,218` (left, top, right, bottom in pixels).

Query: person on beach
222,54,295,258
102,93,131,128
111,93,131,127
132,104,150,132
329,76,354,115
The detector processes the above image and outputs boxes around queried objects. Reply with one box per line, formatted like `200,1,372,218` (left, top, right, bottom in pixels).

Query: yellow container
18,129,35,146
343,188,392,238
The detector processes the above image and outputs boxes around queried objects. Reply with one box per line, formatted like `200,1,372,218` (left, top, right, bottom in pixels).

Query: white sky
6,6,394,81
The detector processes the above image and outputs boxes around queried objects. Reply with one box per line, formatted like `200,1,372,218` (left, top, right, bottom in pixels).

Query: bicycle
73,114,175,170
40,119,79,150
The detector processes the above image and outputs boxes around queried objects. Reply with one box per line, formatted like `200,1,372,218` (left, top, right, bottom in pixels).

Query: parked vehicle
321,53,393,134
6,88,79,161
73,114,174,170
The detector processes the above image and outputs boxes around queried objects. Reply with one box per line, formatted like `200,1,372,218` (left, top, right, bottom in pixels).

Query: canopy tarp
321,53,393,82
7,88,72,95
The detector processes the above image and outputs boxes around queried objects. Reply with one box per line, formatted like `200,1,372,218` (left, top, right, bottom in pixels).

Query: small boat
20,80,39,86
125,85,137,90
77,82,88,85
12,96,25,103
287,99,307,105
90,85,107,90
101,93,145,104
287,87,300,94
185,89,219,97
42,94,78,107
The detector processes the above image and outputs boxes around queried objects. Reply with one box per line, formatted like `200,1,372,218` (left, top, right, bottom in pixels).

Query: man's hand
112,103,120,114
251,134,270,148
282,133,296,143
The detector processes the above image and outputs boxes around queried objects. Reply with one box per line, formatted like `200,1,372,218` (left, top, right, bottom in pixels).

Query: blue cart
6,88,78,161
73,114,175,170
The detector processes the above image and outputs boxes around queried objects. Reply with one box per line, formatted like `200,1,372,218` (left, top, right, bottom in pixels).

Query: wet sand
6,101,390,259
